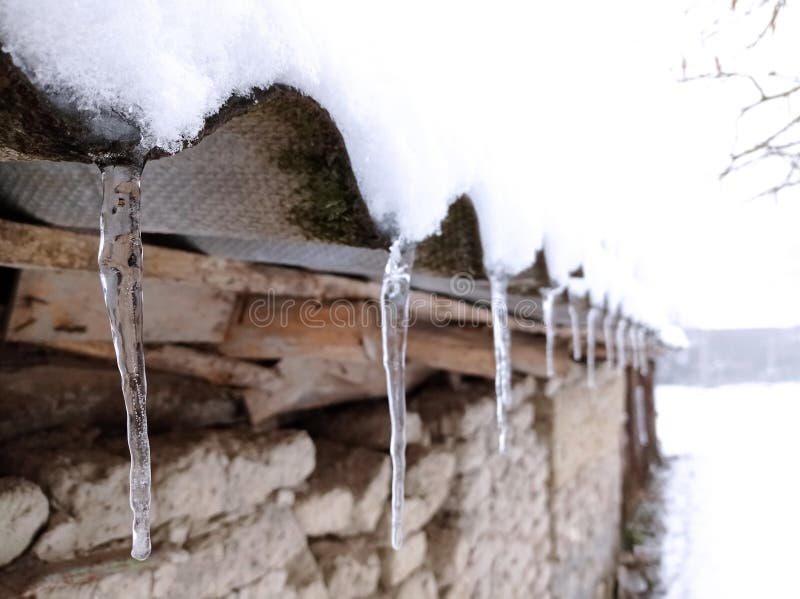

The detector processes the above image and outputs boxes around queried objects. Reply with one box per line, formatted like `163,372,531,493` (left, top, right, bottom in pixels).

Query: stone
379,531,427,587
377,447,455,539
305,403,426,450
425,525,469,588
394,569,438,599
0,477,49,566
0,428,315,561
295,442,390,537
311,538,380,599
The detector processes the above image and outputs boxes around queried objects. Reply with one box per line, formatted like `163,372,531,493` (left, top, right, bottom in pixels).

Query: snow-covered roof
0,0,690,339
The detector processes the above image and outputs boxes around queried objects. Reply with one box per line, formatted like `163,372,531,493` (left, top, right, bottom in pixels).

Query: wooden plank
0,219,541,331
6,269,236,344
0,218,378,299
45,339,433,424
220,298,567,378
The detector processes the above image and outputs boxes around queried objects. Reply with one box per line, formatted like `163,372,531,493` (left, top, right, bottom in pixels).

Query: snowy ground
654,384,800,598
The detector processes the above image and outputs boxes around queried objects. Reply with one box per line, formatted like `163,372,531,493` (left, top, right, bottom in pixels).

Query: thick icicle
98,164,151,561
489,273,511,454
603,312,616,369
568,303,582,361
542,289,558,377
380,239,416,550
586,307,599,387
615,319,627,371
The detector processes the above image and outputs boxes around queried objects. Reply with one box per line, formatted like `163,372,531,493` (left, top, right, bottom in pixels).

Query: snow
0,0,746,337
656,384,800,598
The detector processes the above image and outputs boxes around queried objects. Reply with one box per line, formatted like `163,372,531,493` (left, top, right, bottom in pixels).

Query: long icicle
616,319,627,371
380,239,416,550
489,273,511,454
98,164,151,561
603,312,616,369
568,302,582,361
586,307,599,387
542,289,557,377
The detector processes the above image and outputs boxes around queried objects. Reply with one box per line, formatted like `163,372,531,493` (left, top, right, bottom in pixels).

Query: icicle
615,319,627,370
638,328,650,376
380,238,416,550
489,273,511,453
629,325,640,372
568,303,582,361
542,289,557,377
586,307,599,387
98,164,151,561
603,312,616,369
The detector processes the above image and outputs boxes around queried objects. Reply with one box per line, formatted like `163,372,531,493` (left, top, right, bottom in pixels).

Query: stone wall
0,363,626,599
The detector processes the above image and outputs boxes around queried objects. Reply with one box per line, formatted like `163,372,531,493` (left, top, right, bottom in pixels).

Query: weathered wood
46,339,433,424
0,362,241,441
0,218,378,299
6,269,236,344
221,298,567,379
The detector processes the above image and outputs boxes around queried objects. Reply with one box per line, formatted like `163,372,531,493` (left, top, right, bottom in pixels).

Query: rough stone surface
376,447,455,540
379,531,427,587
311,538,380,599
0,477,48,566
304,404,426,451
0,428,314,561
295,442,390,537
0,365,627,599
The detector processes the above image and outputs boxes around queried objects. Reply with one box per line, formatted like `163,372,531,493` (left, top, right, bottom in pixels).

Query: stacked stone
411,377,552,599
0,368,625,599
547,370,625,599
0,428,325,598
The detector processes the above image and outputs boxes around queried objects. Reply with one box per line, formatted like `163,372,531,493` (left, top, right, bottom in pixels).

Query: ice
380,238,416,550
616,319,628,370
638,327,650,375
603,312,616,369
568,303,582,361
97,164,151,561
489,273,511,453
542,289,559,378
629,325,640,372
586,307,599,387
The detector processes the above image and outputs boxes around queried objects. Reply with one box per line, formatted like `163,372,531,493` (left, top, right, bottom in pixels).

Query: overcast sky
634,0,800,329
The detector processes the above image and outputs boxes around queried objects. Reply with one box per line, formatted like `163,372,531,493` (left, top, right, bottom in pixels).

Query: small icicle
638,328,650,376
615,319,627,370
629,325,640,372
380,238,416,550
542,289,557,377
489,273,511,454
586,307,599,387
98,164,151,561
568,303,582,361
603,312,616,369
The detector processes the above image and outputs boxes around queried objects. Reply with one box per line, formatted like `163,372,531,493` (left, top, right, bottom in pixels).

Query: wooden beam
6,269,236,344
0,218,378,299
46,339,433,424
220,298,568,379
0,219,542,331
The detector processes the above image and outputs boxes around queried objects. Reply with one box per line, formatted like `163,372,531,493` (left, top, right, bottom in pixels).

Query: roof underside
0,51,554,302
